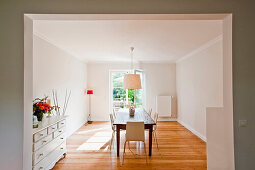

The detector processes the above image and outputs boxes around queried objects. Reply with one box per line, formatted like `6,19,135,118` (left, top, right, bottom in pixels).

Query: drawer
33,134,53,151
53,127,65,139
46,142,67,170
58,119,66,129
33,162,47,170
34,129,48,142
33,133,66,165
58,120,66,129
56,133,66,147
58,141,66,152
33,147,47,165
33,142,66,170
47,123,58,134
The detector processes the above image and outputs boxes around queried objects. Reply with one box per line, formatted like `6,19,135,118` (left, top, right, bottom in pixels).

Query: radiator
156,96,172,117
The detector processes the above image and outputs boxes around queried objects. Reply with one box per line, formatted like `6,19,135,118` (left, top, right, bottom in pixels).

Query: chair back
153,112,158,123
126,122,145,141
109,114,115,131
112,109,116,118
148,108,152,116
153,113,159,130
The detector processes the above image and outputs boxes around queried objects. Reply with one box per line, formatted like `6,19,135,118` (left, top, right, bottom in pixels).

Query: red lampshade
87,90,93,94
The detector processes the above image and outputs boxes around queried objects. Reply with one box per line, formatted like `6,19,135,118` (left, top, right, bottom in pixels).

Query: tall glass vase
35,112,44,121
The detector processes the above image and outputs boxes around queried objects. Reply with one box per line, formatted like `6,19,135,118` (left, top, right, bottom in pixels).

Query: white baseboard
177,120,207,142
91,118,109,121
93,118,178,122
158,117,177,121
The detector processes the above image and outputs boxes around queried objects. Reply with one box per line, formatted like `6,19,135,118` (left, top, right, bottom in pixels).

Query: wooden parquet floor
53,121,206,170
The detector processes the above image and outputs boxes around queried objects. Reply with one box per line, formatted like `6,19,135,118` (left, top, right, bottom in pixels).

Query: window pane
112,87,126,109
128,89,135,104
135,71,143,108
112,72,125,87
136,89,143,108
113,88,126,99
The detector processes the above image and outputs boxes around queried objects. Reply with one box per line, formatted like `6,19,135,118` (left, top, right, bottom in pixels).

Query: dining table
113,108,156,157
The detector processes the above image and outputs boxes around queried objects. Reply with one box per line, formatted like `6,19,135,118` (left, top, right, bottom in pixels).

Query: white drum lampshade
123,74,141,89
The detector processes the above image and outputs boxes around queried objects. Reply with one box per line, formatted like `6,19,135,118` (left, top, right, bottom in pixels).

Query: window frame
109,69,146,113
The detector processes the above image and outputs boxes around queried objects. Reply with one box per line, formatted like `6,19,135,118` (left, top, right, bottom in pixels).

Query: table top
113,108,155,125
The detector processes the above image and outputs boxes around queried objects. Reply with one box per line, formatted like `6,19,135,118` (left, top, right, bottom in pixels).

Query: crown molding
139,60,176,64
87,60,176,65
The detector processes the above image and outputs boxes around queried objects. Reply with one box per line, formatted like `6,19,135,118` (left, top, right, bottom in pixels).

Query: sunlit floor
53,121,207,170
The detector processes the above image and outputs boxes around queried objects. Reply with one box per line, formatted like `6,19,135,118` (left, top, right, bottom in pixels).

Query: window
110,70,145,112
134,70,144,108
112,71,127,110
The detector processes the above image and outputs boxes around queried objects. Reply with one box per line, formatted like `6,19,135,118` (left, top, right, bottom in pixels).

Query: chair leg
110,131,115,151
143,142,148,165
154,131,159,151
153,132,156,142
122,141,127,165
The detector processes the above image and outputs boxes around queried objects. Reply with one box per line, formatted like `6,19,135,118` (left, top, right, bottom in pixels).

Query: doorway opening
24,14,234,170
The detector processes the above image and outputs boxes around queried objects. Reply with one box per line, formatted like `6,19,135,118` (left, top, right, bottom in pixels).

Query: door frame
24,14,233,170
109,69,130,113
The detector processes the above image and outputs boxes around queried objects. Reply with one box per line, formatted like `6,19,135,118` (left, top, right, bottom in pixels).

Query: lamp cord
130,47,134,70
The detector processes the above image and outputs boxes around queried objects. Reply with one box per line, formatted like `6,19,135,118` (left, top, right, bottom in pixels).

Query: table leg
116,125,120,157
149,126,153,156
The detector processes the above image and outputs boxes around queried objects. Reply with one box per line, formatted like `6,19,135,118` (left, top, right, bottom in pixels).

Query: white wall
206,15,235,170
140,63,177,118
33,35,88,137
176,38,223,141
23,16,33,170
87,62,176,121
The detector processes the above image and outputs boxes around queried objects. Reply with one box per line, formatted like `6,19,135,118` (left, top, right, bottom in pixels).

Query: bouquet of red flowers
33,97,54,121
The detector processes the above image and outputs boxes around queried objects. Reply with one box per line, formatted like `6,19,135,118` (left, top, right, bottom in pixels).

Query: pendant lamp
123,47,142,89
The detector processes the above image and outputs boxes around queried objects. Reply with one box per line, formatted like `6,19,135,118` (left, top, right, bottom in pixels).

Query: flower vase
129,106,135,117
36,112,44,121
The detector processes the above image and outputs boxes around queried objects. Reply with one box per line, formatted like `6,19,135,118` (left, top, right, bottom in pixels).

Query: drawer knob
59,130,62,132
39,153,44,157
39,167,43,169
61,123,65,124
42,140,47,143
39,134,44,136
52,128,55,129
60,147,64,149
60,137,64,139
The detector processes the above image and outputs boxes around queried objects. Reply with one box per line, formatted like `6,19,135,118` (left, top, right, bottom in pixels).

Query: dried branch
63,90,71,115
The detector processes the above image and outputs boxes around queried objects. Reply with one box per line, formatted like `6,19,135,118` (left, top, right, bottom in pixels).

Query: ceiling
34,20,222,63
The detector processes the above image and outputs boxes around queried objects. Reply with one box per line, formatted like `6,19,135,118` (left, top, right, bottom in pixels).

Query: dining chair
109,114,116,150
112,109,116,119
148,108,152,117
153,113,159,150
122,122,148,165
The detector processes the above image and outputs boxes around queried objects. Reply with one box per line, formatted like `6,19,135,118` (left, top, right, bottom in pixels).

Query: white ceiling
34,20,222,63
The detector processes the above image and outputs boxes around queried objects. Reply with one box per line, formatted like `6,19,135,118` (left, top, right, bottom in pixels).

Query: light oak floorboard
53,121,206,170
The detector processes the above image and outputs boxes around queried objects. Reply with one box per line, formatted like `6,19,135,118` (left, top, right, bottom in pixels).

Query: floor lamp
87,89,93,124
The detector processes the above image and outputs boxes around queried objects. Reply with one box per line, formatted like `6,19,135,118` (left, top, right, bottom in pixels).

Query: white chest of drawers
32,116,67,170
